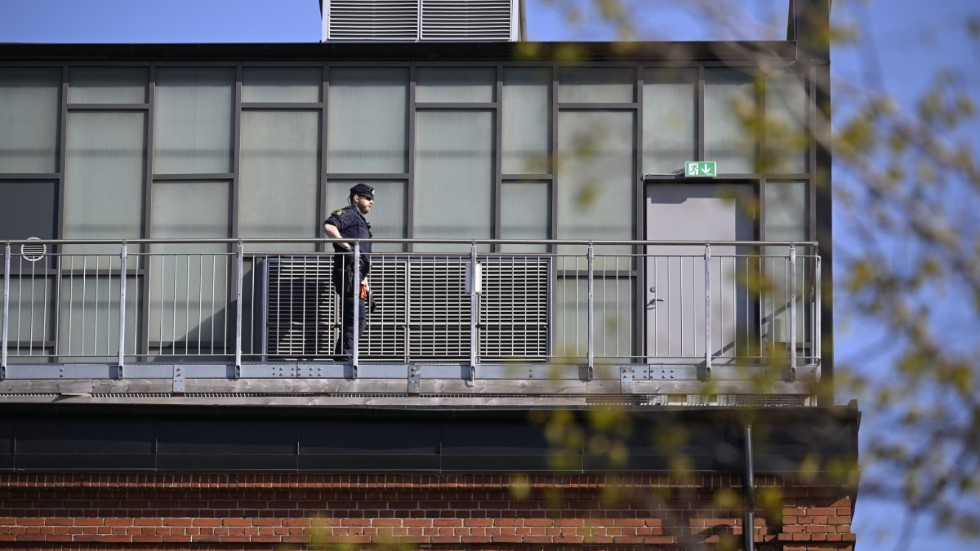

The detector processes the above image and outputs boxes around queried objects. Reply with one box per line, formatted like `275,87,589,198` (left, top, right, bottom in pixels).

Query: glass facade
0,57,816,361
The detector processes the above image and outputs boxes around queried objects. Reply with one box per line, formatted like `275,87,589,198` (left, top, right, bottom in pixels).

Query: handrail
1,237,820,247
1,237,822,396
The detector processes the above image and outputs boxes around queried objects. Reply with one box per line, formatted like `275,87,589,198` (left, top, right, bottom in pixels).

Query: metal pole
352,242,361,377
234,240,244,377
469,242,479,381
587,243,595,378
703,243,712,380
743,423,755,551
788,244,798,381
116,243,128,377
815,255,822,363
1,243,10,375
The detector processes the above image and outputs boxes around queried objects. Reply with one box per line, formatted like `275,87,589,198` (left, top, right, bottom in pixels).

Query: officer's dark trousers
335,289,367,361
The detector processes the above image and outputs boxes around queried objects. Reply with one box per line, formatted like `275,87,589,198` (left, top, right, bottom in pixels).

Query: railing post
814,254,822,364
786,244,798,382
1,243,10,377
701,243,712,381
234,240,244,377
469,242,479,382
352,241,361,378
116,242,128,378
587,243,595,379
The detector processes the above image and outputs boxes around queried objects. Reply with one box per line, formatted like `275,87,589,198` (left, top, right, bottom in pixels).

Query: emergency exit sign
684,161,717,178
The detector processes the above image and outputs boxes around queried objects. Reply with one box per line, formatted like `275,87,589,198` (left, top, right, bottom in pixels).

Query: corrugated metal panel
328,0,420,41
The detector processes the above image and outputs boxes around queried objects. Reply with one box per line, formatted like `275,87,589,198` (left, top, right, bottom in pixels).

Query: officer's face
354,194,374,214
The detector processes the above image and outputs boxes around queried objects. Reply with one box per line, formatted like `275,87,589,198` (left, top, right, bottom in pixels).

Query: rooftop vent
321,0,523,42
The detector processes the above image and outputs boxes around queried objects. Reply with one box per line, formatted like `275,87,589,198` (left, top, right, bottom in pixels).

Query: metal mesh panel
408,259,469,359
362,256,408,359
480,259,549,360
264,255,550,361
264,256,337,359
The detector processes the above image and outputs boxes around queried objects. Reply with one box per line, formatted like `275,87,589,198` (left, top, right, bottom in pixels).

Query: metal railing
1,238,821,389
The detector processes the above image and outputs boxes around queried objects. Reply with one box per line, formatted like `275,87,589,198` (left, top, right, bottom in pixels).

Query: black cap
349,183,375,199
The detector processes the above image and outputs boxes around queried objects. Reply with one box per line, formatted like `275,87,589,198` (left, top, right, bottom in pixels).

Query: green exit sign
684,161,717,178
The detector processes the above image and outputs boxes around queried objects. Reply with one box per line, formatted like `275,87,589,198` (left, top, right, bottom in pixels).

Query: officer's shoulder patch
333,209,345,216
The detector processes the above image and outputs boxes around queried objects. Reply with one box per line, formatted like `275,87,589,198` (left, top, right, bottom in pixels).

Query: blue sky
2,0,978,549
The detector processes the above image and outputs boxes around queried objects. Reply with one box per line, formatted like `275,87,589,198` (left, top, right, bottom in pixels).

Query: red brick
0,472,854,547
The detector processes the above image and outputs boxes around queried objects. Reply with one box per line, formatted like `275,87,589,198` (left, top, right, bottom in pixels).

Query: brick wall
0,473,854,549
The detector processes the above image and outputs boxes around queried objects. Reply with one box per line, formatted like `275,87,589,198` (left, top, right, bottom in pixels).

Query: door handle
647,287,664,310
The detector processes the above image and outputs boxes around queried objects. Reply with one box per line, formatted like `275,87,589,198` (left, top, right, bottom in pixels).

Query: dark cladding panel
299,454,440,471
16,419,153,454
0,406,860,475
753,416,861,474
155,418,298,471
13,418,155,470
586,419,743,473
297,418,441,470
156,419,296,454
0,419,13,469
440,419,555,472
299,418,440,454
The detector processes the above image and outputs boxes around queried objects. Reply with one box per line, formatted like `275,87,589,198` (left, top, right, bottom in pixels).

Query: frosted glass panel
151,181,230,244
0,68,60,173
239,110,320,251
154,67,234,174
242,67,321,103
326,181,406,253
502,67,551,175
416,67,495,103
557,111,634,260
705,69,756,174
64,112,146,244
501,182,549,253
559,67,635,103
642,68,696,176
763,182,808,346
766,72,807,174
764,182,807,242
69,67,148,104
327,68,408,174
414,111,494,251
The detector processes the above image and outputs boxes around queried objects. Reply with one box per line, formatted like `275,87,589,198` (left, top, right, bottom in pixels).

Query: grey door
645,183,754,365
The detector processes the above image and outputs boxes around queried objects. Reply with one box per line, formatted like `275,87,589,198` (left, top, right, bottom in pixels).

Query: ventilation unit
321,0,523,42
262,255,549,361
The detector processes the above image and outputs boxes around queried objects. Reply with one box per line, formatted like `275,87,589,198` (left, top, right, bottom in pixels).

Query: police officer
323,183,375,361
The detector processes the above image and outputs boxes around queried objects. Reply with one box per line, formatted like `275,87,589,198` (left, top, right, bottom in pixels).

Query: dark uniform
324,202,373,360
